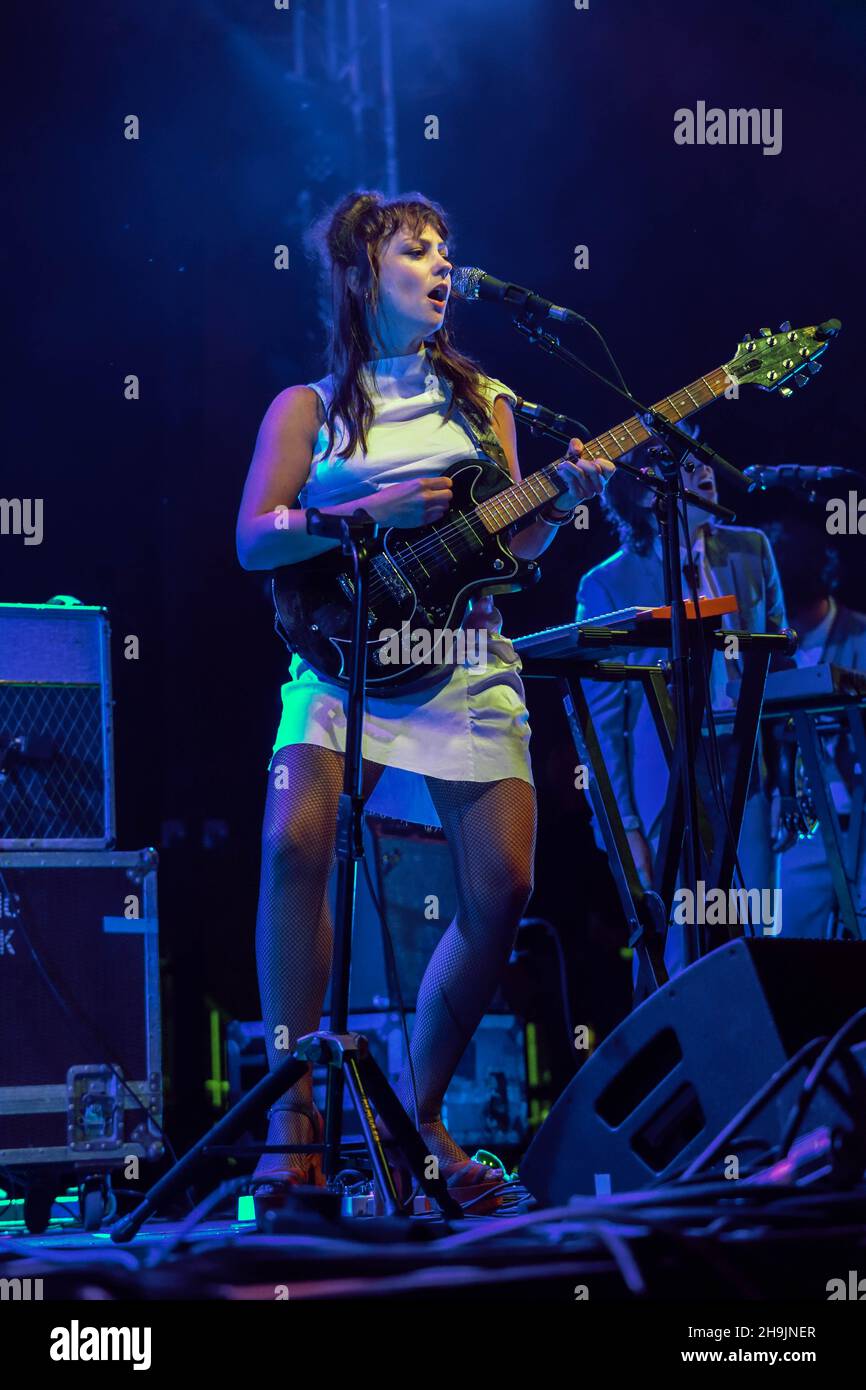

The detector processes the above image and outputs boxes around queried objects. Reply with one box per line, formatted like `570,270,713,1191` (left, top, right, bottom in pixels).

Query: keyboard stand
793,705,866,939
712,668,866,940
524,625,790,1002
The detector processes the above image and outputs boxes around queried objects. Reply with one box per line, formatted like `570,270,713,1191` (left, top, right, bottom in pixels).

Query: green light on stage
205,1004,230,1107
525,1021,539,1086
237,1194,256,1223
0,1192,78,1230
470,1150,516,1181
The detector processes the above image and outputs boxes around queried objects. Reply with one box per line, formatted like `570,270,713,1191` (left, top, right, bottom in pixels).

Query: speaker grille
0,683,107,842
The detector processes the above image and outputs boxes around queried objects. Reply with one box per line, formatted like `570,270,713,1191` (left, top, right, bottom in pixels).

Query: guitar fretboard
473,363,732,536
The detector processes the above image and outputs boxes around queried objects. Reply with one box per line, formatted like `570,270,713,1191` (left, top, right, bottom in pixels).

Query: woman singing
236,189,611,1213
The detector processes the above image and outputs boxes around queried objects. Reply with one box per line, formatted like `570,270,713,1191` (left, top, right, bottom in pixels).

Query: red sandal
250,1100,326,1223
374,1111,509,1215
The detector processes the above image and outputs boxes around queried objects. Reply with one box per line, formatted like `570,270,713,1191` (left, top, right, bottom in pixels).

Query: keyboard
514,596,738,659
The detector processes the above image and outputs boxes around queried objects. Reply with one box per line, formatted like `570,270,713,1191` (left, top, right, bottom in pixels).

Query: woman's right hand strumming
237,384,457,570
362,475,453,528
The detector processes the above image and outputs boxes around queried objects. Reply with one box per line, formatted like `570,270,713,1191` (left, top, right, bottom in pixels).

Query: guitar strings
367,384,717,579
362,472,554,604
389,367,736,575
379,459,563,575
355,361,770,607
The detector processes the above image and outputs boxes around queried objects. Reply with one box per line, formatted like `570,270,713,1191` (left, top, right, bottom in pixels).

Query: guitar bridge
372,552,413,602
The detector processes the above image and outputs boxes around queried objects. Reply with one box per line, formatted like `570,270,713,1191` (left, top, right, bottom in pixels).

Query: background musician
765,514,866,938
574,430,787,975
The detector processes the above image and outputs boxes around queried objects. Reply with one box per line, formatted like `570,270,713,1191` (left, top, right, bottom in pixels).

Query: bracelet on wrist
539,499,577,527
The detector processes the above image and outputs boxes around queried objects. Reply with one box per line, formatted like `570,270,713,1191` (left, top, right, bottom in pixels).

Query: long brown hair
305,189,493,460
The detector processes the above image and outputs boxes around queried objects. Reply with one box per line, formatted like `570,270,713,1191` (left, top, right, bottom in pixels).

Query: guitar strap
449,393,530,553
450,400,513,480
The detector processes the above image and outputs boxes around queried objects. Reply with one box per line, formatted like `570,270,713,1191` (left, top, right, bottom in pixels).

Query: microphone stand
509,309,748,966
299,507,464,1216
111,508,464,1243
653,446,702,959
309,507,380,1183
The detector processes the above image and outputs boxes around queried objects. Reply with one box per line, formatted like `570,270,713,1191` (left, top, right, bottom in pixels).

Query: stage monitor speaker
521,939,866,1203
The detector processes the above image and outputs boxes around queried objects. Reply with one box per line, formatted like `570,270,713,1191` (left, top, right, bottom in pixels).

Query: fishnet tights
253,744,536,1178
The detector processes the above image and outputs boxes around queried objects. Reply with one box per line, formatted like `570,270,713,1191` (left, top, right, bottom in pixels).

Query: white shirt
268,344,535,812
795,596,838,668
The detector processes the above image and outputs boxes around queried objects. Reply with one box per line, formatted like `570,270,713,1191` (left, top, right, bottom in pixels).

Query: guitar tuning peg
740,332,753,343
778,320,791,332
779,387,794,398
760,327,772,337
794,372,809,387
808,361,823,374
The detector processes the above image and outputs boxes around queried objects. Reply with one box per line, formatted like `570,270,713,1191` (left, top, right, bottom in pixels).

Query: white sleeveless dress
268,344,534,820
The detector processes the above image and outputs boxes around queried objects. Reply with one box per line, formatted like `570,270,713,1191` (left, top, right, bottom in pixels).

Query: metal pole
377,0,400,195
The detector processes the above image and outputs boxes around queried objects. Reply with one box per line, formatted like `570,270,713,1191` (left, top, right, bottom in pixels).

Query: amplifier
321,815,507,1013
0,849,164,1174
0,600,116,848
226,1012,529,1152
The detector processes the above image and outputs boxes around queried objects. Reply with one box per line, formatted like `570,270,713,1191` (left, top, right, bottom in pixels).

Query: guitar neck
474,361,733,536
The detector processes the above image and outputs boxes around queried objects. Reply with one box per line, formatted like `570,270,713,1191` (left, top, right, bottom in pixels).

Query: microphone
451,266,583,325
512,396,590,441
743,464,854,492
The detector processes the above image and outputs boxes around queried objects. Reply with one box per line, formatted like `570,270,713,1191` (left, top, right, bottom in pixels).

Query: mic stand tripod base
296,1032,465,1220
110,1050,310,1242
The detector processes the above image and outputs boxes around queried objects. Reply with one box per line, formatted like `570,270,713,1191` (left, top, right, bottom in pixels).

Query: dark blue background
7,0,864,1138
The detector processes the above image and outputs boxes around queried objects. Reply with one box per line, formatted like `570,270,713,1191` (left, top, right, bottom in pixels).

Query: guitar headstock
725,319,841,397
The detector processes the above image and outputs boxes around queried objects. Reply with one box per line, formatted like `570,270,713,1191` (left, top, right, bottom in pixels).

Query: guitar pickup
336,573,377,628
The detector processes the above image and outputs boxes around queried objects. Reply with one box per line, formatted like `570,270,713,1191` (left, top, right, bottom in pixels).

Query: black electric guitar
272,320,839,691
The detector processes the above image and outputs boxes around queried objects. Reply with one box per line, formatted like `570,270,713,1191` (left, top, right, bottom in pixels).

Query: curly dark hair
601,423,703,555
304,189,493,460
600,446,658,556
